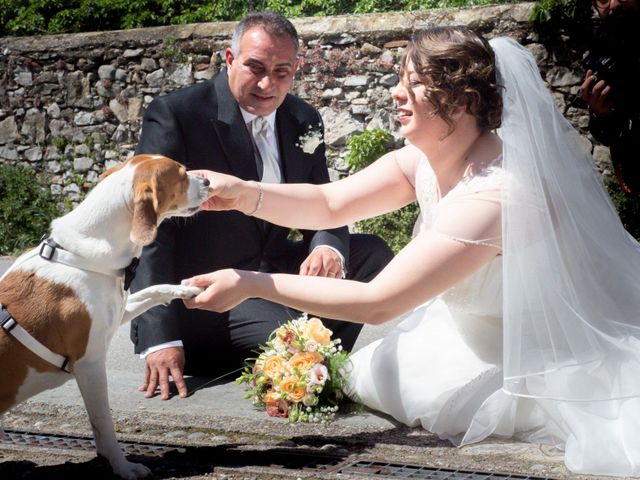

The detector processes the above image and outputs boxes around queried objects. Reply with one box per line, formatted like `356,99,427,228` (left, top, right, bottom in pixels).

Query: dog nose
202,178,210,187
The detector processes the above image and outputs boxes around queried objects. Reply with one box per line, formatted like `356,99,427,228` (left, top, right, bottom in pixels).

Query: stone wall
0,3,606,201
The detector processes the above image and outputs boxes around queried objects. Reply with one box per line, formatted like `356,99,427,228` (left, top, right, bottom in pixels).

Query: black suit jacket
130,70,349,353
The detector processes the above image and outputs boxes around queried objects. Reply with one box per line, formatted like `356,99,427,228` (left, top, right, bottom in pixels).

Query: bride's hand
190,170,258,214
181,269,250,312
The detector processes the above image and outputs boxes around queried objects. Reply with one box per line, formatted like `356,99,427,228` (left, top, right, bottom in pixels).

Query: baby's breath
296,124,324,155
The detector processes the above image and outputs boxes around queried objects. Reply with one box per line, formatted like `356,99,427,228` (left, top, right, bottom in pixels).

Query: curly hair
401,26,503,136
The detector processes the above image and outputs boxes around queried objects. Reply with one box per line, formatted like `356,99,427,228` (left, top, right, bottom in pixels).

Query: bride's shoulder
392,144,427,187
460,155,506,194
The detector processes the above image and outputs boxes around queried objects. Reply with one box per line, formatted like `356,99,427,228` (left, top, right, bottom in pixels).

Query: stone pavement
0,257,599,479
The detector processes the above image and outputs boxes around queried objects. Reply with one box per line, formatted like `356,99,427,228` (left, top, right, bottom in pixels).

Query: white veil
492,37,640,474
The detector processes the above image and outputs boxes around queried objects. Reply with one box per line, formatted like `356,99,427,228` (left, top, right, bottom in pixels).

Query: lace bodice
413,156,504,318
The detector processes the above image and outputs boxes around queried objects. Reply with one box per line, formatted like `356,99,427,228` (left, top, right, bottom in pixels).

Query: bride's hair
402,26,503,136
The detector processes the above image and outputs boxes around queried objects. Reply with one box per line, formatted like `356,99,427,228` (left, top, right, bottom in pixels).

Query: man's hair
231,11,299,56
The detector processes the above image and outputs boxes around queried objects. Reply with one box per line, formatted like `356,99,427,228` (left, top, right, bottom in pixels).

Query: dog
0,154,210,479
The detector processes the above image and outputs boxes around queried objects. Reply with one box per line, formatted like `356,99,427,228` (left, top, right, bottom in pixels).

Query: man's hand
299,247,343,278
580,70,613,117
139,347,187,400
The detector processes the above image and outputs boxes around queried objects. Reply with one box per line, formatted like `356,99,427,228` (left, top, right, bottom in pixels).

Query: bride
183,27,640,476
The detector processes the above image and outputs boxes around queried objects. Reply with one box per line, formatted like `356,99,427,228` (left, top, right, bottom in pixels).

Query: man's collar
240,107,277,130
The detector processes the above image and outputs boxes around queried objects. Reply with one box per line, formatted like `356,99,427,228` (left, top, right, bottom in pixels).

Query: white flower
302,393,319,407
304,339,319,352
308,363,330,385
297,125,324,154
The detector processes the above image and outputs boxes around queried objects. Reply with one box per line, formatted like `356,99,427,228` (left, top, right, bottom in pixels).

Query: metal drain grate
337,461,551,479
2,430,554,480
1,429,184,457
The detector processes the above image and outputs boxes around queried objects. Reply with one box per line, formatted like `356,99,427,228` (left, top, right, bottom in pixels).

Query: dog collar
1,303,71,373
39,237,139,290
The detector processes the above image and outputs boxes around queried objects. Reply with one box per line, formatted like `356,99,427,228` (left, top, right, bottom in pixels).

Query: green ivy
344,129,419,254
529,0,593,38
0,164,64,256
344,128,394,173
1,0,519,37
604,175,640,241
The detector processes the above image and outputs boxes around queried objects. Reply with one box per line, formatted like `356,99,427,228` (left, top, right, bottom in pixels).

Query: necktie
251,117,282,183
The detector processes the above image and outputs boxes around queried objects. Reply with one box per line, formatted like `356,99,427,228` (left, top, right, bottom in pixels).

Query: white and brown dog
0,154,210,479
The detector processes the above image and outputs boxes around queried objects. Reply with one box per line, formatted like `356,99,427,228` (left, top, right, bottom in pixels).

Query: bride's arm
198,145,421,230
184,228,500,325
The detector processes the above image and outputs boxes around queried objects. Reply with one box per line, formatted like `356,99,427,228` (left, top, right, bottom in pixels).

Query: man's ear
130,180,158,246
292,56,301,77
225,48,235,69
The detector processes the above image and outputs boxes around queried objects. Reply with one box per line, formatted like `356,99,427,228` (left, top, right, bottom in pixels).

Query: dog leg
121,284,202,325
74,359,151,479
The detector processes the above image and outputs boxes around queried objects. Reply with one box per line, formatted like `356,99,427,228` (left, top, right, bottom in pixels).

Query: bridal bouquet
236,314,351,423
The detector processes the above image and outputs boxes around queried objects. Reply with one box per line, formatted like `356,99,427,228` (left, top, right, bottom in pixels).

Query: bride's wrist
244,180,263,216
239,270,265,299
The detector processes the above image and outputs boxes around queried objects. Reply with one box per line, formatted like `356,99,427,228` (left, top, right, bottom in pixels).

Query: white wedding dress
345,156,530,446
346,37,640,477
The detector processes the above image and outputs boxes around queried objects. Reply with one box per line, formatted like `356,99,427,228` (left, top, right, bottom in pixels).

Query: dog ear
130,181,158,246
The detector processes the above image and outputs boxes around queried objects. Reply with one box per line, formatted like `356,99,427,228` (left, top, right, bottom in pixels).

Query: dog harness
0,237,140,373
0,303,71,373
39,237,140,290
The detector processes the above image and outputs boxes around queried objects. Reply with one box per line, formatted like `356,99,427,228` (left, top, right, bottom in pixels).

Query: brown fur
0,271,91,413
97,153,160,181
129,156,190,245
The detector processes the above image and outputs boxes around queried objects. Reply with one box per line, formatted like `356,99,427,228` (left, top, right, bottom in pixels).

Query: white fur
1,158,208,479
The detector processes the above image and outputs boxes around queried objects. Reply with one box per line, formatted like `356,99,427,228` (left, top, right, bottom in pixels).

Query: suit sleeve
130,98,186,353
301,114,351,270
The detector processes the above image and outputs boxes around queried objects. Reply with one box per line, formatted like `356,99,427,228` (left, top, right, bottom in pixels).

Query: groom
130,11,393,399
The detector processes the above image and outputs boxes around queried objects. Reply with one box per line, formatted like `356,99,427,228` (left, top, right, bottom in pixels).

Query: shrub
344,129,419,254
529,0,593,42
604,175,640,241
1,0,518,37
344,128,394,173
0,164,63,256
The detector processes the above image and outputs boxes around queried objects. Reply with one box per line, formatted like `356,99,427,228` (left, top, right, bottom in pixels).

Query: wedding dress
346,37,640,476
345,156,518,443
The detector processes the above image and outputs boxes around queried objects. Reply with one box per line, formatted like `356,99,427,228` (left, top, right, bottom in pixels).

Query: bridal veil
492,37,640,474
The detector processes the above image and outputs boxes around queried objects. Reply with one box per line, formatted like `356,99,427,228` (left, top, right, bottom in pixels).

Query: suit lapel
209,70,260,181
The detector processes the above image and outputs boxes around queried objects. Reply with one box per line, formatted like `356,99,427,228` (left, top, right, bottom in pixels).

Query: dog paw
175,285,203,299
112,459,151,479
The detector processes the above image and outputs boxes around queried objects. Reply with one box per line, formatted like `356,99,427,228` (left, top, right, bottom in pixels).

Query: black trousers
182,233,393,377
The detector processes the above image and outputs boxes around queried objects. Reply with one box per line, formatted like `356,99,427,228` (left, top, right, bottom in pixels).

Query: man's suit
130,70,392,376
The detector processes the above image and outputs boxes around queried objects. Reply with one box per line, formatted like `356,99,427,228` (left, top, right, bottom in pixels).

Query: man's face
595,0,638,17
226,27,299,117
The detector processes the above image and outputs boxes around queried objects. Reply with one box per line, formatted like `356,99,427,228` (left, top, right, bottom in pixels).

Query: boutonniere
297,124,324,154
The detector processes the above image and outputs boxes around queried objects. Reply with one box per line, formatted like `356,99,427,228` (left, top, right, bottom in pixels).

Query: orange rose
302,317,332,344
263,355,286,379
288,351,323,373
280,376,306,403
264,389,280,403
289,385,306,403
